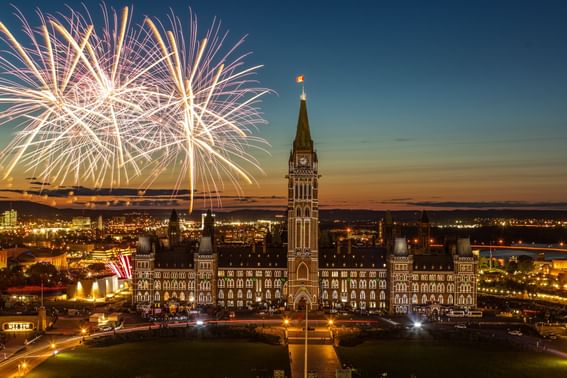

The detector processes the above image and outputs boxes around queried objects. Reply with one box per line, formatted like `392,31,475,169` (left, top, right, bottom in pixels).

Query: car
508,330,523,336
99,326,113,332
454,324,467,329
543,333,558,340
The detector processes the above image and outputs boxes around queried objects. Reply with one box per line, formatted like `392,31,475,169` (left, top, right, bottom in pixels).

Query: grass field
337,339,567,378
28,339,290,378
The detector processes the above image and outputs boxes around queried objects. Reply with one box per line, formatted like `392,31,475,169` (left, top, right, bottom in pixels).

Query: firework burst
0,4,269,212
140,11,270,212
0,5,159,189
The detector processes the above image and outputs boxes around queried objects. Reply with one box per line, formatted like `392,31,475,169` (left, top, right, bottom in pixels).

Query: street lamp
283,318,289,343
18,361,28,377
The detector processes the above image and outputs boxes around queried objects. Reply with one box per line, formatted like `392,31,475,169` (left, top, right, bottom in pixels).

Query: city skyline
0,0,566,211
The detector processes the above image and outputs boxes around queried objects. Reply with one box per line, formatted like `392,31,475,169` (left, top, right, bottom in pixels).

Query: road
0,335,82,378
2,313,564,377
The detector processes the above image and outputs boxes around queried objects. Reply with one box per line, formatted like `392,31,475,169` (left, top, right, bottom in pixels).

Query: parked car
454,324,467,329
508,330,523,336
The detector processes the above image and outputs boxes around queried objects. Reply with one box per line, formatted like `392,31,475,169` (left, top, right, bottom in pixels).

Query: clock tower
287,94,319,310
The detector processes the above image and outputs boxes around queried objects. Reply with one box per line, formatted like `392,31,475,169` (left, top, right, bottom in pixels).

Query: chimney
347,238,352,254
336,240,341,254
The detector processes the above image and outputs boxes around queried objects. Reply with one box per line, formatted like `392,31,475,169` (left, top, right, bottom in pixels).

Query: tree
506,261,518,274
27,262,58,285
517,255,534,273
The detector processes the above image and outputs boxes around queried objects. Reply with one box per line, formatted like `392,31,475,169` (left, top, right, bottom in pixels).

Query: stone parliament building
133,96,478,315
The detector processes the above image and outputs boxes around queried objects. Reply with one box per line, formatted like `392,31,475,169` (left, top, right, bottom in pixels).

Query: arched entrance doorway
292,290,312,311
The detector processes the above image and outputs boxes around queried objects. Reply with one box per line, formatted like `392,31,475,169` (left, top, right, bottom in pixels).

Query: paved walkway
289,344,341,378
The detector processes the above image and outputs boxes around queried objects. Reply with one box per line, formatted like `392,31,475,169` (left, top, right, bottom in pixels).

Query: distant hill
2,200,567,222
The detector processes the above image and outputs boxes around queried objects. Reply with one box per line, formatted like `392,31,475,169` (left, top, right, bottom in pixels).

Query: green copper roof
293,98,313,151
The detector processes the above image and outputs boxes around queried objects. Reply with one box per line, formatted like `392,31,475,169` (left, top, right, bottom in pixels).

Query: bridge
431,244,567,255
471,245,567,253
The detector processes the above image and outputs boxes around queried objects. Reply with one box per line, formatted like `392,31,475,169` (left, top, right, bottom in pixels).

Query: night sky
1,0,567,210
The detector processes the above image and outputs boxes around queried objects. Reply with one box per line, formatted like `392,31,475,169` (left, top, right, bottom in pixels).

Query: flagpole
304,299,308,378
297,75,306,100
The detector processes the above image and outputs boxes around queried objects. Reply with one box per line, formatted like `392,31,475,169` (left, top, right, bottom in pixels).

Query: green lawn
28,339,290,378
337,339,567,378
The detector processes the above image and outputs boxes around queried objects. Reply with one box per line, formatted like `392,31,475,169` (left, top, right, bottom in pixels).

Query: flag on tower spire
296,74,306,100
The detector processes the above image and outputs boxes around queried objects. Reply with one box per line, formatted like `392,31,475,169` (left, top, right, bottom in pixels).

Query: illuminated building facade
387,212,478,315
1,209,17,227
132,97,476,314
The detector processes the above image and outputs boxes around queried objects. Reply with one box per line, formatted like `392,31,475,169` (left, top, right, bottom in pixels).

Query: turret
167,209,181,247
417,210,430,253
382,210,395,253
199,209,215,254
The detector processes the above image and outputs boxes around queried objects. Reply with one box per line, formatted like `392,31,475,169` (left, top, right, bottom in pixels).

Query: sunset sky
1,0,567,211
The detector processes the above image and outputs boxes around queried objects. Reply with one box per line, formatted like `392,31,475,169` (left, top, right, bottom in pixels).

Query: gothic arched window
297,262,309,280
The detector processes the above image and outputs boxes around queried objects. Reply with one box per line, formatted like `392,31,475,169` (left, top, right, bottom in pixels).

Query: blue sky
0,0,566,210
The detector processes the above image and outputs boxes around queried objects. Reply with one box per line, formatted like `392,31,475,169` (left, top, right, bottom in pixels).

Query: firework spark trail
0,5,162,189
140,11,270,212
0,5,270,212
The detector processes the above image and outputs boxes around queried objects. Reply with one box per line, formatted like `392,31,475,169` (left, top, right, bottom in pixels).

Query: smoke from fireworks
0,4,269,212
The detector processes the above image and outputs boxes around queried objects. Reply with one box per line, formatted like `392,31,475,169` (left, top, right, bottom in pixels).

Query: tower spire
293,96,313,152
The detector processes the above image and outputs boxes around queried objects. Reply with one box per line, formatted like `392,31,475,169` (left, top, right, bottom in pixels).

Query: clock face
299,157,308,166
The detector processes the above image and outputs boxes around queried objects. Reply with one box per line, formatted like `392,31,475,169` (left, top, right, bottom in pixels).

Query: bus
447,310,465,318
466,310,483,318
